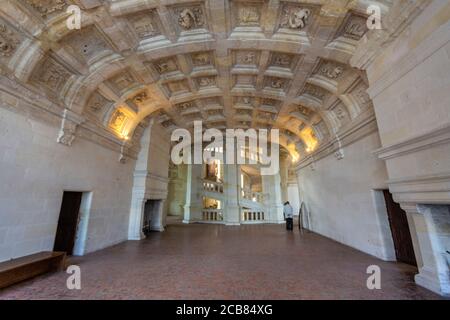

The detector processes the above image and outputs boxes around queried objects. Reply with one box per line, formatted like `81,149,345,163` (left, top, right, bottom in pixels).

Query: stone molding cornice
374,124,450,160
388,172,450,205
388,173,450,186
133,170,170,183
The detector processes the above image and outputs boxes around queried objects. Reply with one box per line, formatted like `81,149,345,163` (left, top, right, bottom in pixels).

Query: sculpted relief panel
32,56,72,94
86,91,113,118
279,4,312,30
131,91,149,106
350,81,372,112
234,50,260,67
315,60,345,80
0,23,20,59
338,12,369,40
128,10,162,40
176,101,200,115
191,51,213,67
331,102,350,128
265,76,289,92
269,52,296,70
152,57,179,75
172,4,206,32
237,4,261,27
109,108,129,135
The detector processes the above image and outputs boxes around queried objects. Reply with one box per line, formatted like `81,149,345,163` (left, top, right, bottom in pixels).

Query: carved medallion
280,6,311,30
176,6,205,30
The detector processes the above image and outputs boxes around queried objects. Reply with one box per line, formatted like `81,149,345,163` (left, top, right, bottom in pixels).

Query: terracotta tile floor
0,223,441,300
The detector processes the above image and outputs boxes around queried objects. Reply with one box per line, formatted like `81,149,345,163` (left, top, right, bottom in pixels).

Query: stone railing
241,189,265,203
202,209,223,221
202,180,224,194
241,210,265,223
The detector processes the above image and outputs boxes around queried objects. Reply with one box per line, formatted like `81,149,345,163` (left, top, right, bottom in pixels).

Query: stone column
401,203,450,296
262,173,284,224
279,152,290,203
183,164,203,223
223,164,241,225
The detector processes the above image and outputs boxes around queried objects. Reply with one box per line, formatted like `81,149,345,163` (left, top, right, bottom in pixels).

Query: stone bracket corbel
333,135,344,160
119,140,133,164
57,109,85,146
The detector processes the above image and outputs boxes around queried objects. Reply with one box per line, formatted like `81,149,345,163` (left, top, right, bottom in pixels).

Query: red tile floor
0,222,442,300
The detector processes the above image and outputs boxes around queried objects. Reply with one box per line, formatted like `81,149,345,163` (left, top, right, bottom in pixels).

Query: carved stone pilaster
57,109,85,146
399,202,450,297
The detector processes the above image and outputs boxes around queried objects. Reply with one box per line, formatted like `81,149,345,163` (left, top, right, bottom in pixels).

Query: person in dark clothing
283,201,294,231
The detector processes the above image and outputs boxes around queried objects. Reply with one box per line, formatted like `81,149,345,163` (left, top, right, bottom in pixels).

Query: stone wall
0,107,135,262
296,131,396,260
361,0,450,296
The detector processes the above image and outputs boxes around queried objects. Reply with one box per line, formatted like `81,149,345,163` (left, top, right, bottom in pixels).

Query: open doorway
54,191,92,256
383,190,417,266
54,192,82,255
142,199,164,236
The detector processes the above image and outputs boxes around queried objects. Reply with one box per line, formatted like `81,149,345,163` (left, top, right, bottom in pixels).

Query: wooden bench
0,251,66,289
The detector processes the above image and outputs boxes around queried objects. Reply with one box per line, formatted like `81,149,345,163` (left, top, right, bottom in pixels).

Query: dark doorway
383,190,417,266
142,200,162,236
54,191,83,255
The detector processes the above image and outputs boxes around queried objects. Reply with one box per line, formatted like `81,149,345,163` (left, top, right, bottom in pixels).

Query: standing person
283,201,294,231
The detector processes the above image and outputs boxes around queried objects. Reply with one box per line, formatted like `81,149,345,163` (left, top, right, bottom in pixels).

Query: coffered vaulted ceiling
0,0,395,162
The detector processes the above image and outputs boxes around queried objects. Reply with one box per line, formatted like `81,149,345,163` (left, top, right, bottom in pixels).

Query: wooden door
53,192,83,255
383,190,417,266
